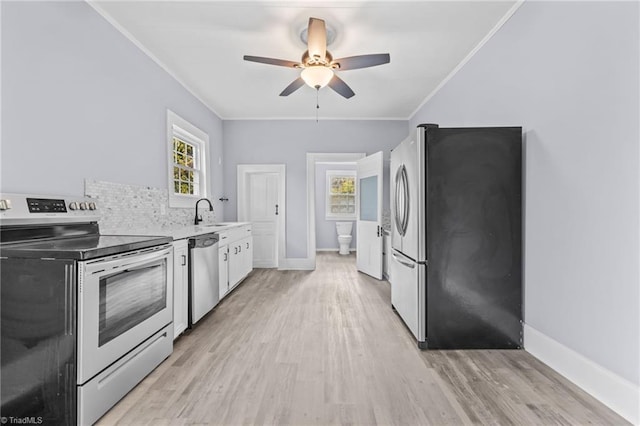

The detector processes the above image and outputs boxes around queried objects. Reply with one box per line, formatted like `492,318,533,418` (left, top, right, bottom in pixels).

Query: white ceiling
90,1,518,120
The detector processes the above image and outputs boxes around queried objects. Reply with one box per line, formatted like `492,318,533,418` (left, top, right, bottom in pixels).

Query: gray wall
315,163,357,250
223,120,408,258
410,1,639,385
1,1,224,215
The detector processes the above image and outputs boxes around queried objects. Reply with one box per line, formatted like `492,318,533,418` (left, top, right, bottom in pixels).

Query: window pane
175,139,186,153
332,178,340,193
331,177,355,195
186,145,193,156
186,156,194,168
173,167,179,180
174,181,179,193
180,182,190,194
359,176,378,221
342,178,355,194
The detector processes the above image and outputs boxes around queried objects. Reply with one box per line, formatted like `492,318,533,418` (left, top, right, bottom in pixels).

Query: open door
356,151,383,279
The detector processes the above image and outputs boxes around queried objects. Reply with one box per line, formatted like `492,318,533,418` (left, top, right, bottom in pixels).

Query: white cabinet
229,236,250,288
218,225,253,300
383,234,390,280
218,245,229,300
242,237,253,276
172,239,189,340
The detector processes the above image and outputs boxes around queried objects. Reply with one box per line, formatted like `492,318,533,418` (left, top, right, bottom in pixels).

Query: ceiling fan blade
331,53,390,71
328,75,355,99
243,55,300,68
279,77,305,96
307,18,327,61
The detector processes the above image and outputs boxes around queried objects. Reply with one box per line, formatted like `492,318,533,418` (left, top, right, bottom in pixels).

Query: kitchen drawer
218,225,252,245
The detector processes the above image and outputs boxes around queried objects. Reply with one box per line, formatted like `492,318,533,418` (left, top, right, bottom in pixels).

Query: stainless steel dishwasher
189,233,219,326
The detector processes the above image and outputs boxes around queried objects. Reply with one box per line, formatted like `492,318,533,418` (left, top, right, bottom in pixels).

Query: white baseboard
316,248,356,252
524,324,639,425
278,258,315,270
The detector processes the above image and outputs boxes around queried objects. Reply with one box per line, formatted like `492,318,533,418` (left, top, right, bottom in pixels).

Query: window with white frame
167,110,209,208
326,170,356,220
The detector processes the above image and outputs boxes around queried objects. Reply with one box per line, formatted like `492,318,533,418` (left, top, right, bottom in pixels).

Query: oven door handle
85,245,172,275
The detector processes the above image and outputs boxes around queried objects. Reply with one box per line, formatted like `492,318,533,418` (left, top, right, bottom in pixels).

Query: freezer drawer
390,249,419,339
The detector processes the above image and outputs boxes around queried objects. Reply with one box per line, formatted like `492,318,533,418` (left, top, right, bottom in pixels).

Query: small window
167,110,209,208
172,136,200,196
326,170,356,220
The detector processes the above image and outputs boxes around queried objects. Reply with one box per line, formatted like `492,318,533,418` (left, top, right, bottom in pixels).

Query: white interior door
356,151,383,279
238,166,284,268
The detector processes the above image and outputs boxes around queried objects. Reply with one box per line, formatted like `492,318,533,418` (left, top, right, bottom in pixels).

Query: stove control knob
88,202,97,210
79,202,88,210
69,202,78,210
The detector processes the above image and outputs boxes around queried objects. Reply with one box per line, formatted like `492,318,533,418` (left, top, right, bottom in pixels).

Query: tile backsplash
85,179,215,233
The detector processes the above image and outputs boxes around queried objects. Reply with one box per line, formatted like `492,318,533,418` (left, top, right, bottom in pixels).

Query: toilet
336,222,353,255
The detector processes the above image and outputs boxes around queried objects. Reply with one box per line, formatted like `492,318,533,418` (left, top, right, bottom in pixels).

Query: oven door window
99,260,167,347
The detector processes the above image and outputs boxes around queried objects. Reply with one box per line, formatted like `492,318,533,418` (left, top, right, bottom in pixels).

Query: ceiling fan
243,17,390,99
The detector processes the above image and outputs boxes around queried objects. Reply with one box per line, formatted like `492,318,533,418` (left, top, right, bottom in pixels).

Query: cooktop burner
0,234,172,260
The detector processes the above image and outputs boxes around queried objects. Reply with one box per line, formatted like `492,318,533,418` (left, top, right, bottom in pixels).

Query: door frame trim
237,164,286,268
306,153,365,270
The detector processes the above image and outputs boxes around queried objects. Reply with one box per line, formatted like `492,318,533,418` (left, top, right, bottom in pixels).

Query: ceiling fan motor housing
301,50,336,68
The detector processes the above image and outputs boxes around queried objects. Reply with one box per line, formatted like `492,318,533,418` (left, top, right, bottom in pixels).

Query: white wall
315,163,357,250
410,0,639,416
1,1,224,215
223,119,407,258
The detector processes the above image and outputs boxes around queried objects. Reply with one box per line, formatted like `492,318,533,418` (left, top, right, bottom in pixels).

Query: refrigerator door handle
400,166,409,235
394,165,409,236
394,166,403,235
392,250,415,269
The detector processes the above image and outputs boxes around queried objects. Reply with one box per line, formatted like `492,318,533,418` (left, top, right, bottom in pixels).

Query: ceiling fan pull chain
316,87,320,123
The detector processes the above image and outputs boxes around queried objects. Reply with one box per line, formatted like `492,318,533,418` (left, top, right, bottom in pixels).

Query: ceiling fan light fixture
301,66,334,89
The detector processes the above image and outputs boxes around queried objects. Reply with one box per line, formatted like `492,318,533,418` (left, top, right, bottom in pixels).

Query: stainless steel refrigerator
390,124,522,349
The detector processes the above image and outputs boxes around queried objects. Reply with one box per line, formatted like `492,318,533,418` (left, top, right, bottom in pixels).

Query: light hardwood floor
98,253,627,425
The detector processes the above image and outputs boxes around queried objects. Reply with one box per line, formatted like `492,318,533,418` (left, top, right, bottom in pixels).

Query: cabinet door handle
234,247,238,255
246,242,249,249
275,204,279,215
377,225,381,238
239,245,242,253
223,252,227,261
181,254,187,266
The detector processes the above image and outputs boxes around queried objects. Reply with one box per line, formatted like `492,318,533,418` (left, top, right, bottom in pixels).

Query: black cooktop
0,234,172,260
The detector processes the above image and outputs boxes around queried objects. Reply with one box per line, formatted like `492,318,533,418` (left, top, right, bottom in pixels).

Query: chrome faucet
194,198,214,225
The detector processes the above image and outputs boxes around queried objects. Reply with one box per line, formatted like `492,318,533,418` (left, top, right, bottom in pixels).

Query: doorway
237,164,286,268
306,153,365,270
